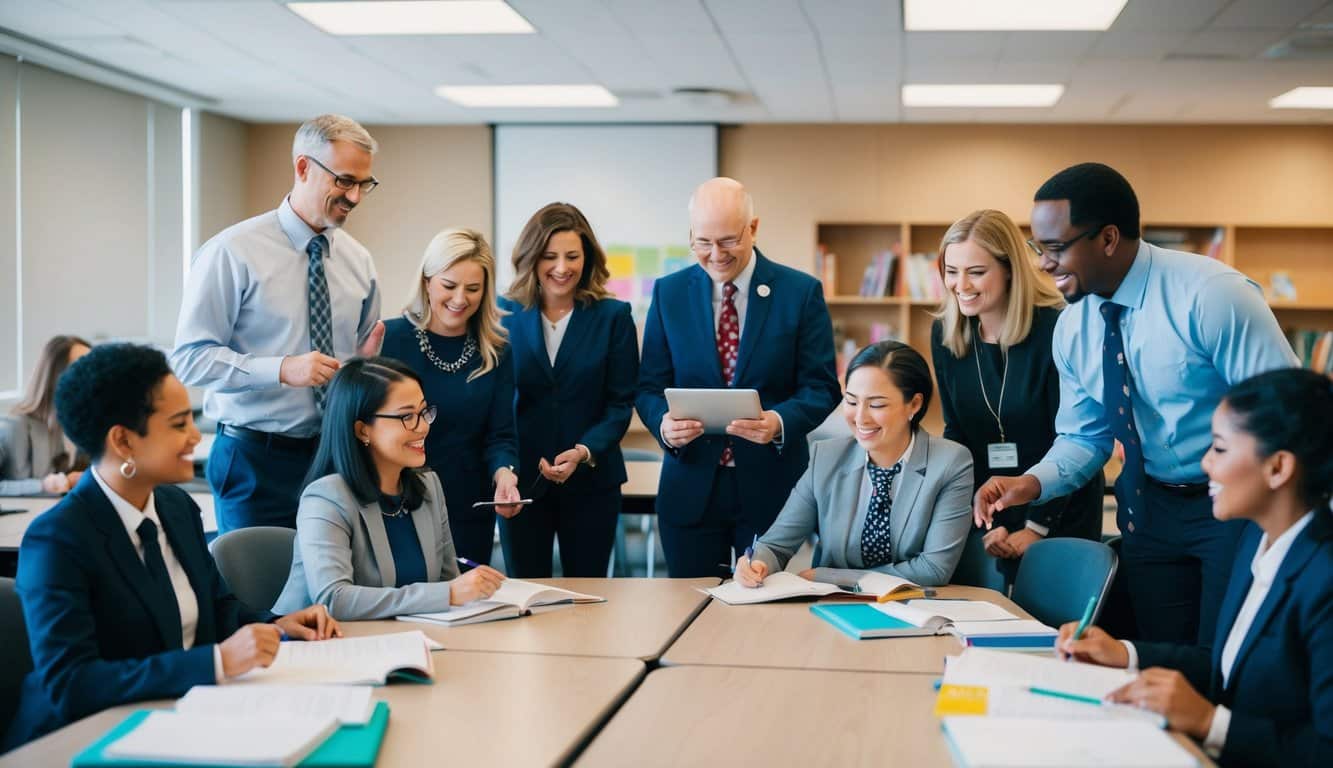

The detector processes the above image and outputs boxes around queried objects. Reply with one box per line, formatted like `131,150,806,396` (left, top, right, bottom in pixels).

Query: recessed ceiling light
904,0,1127,31
288,1,534,35
1269,86,1333,109
902,84,1065,108
435,85,618,108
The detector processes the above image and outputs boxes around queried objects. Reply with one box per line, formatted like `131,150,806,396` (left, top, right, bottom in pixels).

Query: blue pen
279,630,289,642
744,534,758,561
457,556,484,570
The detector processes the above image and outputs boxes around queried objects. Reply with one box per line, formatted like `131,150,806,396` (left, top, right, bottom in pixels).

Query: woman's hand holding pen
450,563,505,605
734,555,768,587
1055,622,1129,667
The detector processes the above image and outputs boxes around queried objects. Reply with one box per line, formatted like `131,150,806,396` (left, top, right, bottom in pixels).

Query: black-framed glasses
1027,224,1103,258
371,405,437,431
304,155,380,195
689,231,747,255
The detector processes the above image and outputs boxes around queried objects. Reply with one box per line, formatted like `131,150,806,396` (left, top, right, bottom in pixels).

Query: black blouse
930,306,1102,538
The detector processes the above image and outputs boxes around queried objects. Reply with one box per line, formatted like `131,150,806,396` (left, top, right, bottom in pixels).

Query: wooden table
0,491,216,552
342,577,717,662
577,665,1213,768
622,459,659,499
0,650,644,768
662,586,1029,674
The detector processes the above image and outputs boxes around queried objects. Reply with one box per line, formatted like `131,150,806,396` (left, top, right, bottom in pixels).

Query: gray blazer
272,471,461,619
0,414,73,496
752,433,974,587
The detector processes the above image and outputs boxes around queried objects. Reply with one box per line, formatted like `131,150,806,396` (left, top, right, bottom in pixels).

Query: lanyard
973,323,1009,443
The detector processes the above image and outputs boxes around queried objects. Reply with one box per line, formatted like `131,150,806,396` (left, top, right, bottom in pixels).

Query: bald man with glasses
172,114,385,533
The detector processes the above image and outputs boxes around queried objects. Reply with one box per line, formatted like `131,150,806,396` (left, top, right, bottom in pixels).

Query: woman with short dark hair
5,344,336,751
272,357,504,620
1057,368,1333,767
734,340,974,588
0,334,91,495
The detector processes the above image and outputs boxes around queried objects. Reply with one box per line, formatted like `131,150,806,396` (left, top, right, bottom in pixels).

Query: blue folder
71,700,390,767
809,603,935,639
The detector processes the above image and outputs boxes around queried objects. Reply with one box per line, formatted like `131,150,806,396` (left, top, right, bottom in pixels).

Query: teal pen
1072,595,1098,640
1028,686,1101,706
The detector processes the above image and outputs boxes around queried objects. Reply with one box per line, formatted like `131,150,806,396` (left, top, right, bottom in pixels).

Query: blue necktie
307,235,335,409
861,461,903,568
1100,301,1145,531
137,518,182,649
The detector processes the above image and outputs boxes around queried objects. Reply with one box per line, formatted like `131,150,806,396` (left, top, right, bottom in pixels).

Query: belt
1147,477,1209,497
218,424,319,452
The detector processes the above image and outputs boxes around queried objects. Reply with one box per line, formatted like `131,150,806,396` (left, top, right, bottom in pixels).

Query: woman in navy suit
1057,368,1333,767
498,203,638,577
4,344,335,751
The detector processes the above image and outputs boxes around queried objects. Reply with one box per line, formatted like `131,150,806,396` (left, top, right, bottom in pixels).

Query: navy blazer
1137,510,1333,767
635,249,840,526
4,473,271,750
499,296,639,496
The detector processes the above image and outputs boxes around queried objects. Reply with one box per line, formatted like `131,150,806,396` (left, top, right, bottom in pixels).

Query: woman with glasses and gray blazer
273,357,505,620
734,341,974,588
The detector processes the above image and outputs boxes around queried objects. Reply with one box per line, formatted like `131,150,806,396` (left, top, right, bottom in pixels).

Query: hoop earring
118,458,138,480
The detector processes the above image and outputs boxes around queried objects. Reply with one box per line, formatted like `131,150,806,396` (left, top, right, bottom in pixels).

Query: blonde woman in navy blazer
497,203,638,577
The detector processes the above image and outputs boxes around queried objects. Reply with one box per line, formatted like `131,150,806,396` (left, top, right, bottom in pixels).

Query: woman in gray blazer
273,357,504,619
1,335,91,496
736,341,974,588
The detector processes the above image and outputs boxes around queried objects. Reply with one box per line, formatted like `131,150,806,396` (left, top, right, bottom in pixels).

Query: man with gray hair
173,114,384,532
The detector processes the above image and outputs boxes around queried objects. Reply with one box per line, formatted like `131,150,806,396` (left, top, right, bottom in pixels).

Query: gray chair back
0,577,33,739
209,527,297,612
1010,538,1118,629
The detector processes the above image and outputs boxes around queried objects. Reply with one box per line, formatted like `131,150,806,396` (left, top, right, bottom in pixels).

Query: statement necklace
416,327,477,373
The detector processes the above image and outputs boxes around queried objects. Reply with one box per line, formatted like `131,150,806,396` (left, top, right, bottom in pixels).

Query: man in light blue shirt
975,163,1297,645
172,115,384,533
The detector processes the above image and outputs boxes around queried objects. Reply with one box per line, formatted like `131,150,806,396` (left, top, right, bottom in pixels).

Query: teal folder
71,700,390,768
809,603,937,640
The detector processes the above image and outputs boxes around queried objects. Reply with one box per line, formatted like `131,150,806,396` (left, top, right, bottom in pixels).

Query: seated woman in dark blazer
273,357,505,619
0,334,91,495
4,344,336,751
497,202,638,577
1057,368,1333,767
735,341,974,588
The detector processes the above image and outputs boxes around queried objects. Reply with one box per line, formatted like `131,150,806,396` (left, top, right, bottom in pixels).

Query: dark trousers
658,468,762,579
498,485,621,578
207,431,315,533
1118,480,1245,646
451,514,499,567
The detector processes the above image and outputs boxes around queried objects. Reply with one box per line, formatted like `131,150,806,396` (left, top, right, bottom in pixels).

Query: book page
872,601,948,629
944,648,1136,700
241,631,432,685
855,571,919,596
904,599,1017,622
104,711,339,767
705,571,841,605
951,619,1057,637
490,578,606,610
397,602,515,624
176,685,375,725
943,717,1194,767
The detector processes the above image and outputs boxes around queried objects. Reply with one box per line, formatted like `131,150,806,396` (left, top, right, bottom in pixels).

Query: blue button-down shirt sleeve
1029,318,1113,504
171,238,286,393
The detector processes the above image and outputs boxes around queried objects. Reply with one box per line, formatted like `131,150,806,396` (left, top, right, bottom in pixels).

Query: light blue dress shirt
171,198,381,437
1030,241,1297,503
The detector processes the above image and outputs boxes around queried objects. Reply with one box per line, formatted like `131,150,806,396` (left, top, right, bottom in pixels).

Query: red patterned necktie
717,281,739,465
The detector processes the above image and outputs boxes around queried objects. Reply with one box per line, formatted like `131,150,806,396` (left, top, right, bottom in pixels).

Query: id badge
987,442,1019,469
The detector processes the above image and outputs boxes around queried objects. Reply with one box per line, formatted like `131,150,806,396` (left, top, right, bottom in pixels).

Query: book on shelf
815,244,837,297
856,249,900,298
398,578,604,626
1288,329,1333,374
903,253,944,301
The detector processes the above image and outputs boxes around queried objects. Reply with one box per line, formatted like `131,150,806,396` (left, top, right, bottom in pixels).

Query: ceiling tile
1001,31,1100,61
1211,0,1325,28
1109,0,1228,31
1173,28,1287,59
800,0,902,37
1088,29,1191,59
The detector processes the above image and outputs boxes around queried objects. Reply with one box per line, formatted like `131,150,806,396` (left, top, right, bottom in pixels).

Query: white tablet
665,388,762,434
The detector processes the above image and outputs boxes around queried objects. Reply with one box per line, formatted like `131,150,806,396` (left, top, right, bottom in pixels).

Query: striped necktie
307,235,335,409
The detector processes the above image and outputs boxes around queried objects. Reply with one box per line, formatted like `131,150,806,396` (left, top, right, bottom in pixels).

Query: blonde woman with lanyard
930,209,1103,588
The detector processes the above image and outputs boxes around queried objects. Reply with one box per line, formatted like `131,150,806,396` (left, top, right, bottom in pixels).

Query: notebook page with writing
176,685,375,725
103,711,339,767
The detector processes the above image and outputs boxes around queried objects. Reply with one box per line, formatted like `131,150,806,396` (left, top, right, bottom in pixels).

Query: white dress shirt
91,468,224,681
1123,511,1314,756
541,309,573,366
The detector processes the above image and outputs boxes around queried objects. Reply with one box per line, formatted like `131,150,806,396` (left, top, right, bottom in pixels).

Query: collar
1251,511,1315,584
713,249,758,299
91,466,159,539
1106,239,1151,311
277,196,330,254
863,430,916,472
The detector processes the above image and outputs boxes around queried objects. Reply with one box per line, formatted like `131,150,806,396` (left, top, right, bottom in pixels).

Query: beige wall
196,111,249,244
245,123,493,319
721,124,1333,271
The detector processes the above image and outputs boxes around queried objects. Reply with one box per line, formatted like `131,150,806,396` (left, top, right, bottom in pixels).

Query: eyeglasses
371,405,437,431
689,232,747,255
304,155,380,195
1027,224,1103,258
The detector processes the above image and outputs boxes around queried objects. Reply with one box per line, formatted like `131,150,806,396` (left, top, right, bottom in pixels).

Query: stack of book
903,253,945,301
1288,328,1333,374
857,248,899,298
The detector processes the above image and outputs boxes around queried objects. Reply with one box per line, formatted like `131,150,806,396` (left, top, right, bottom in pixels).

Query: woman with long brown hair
1,334,92,495
498,203,638,577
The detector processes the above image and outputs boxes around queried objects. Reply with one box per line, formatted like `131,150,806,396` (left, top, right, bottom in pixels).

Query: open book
705,570,927,606
811,599,1045,640
398,578,605,626
240,630,436,685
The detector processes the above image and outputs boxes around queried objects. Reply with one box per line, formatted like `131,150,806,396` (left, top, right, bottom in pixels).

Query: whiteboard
494,124,718,319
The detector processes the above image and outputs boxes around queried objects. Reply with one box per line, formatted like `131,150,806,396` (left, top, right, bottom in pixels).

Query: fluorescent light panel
436,85,618,108
902,84,1064,108
288,1,534,35
904,0,1127,31
1269,86,1333,109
